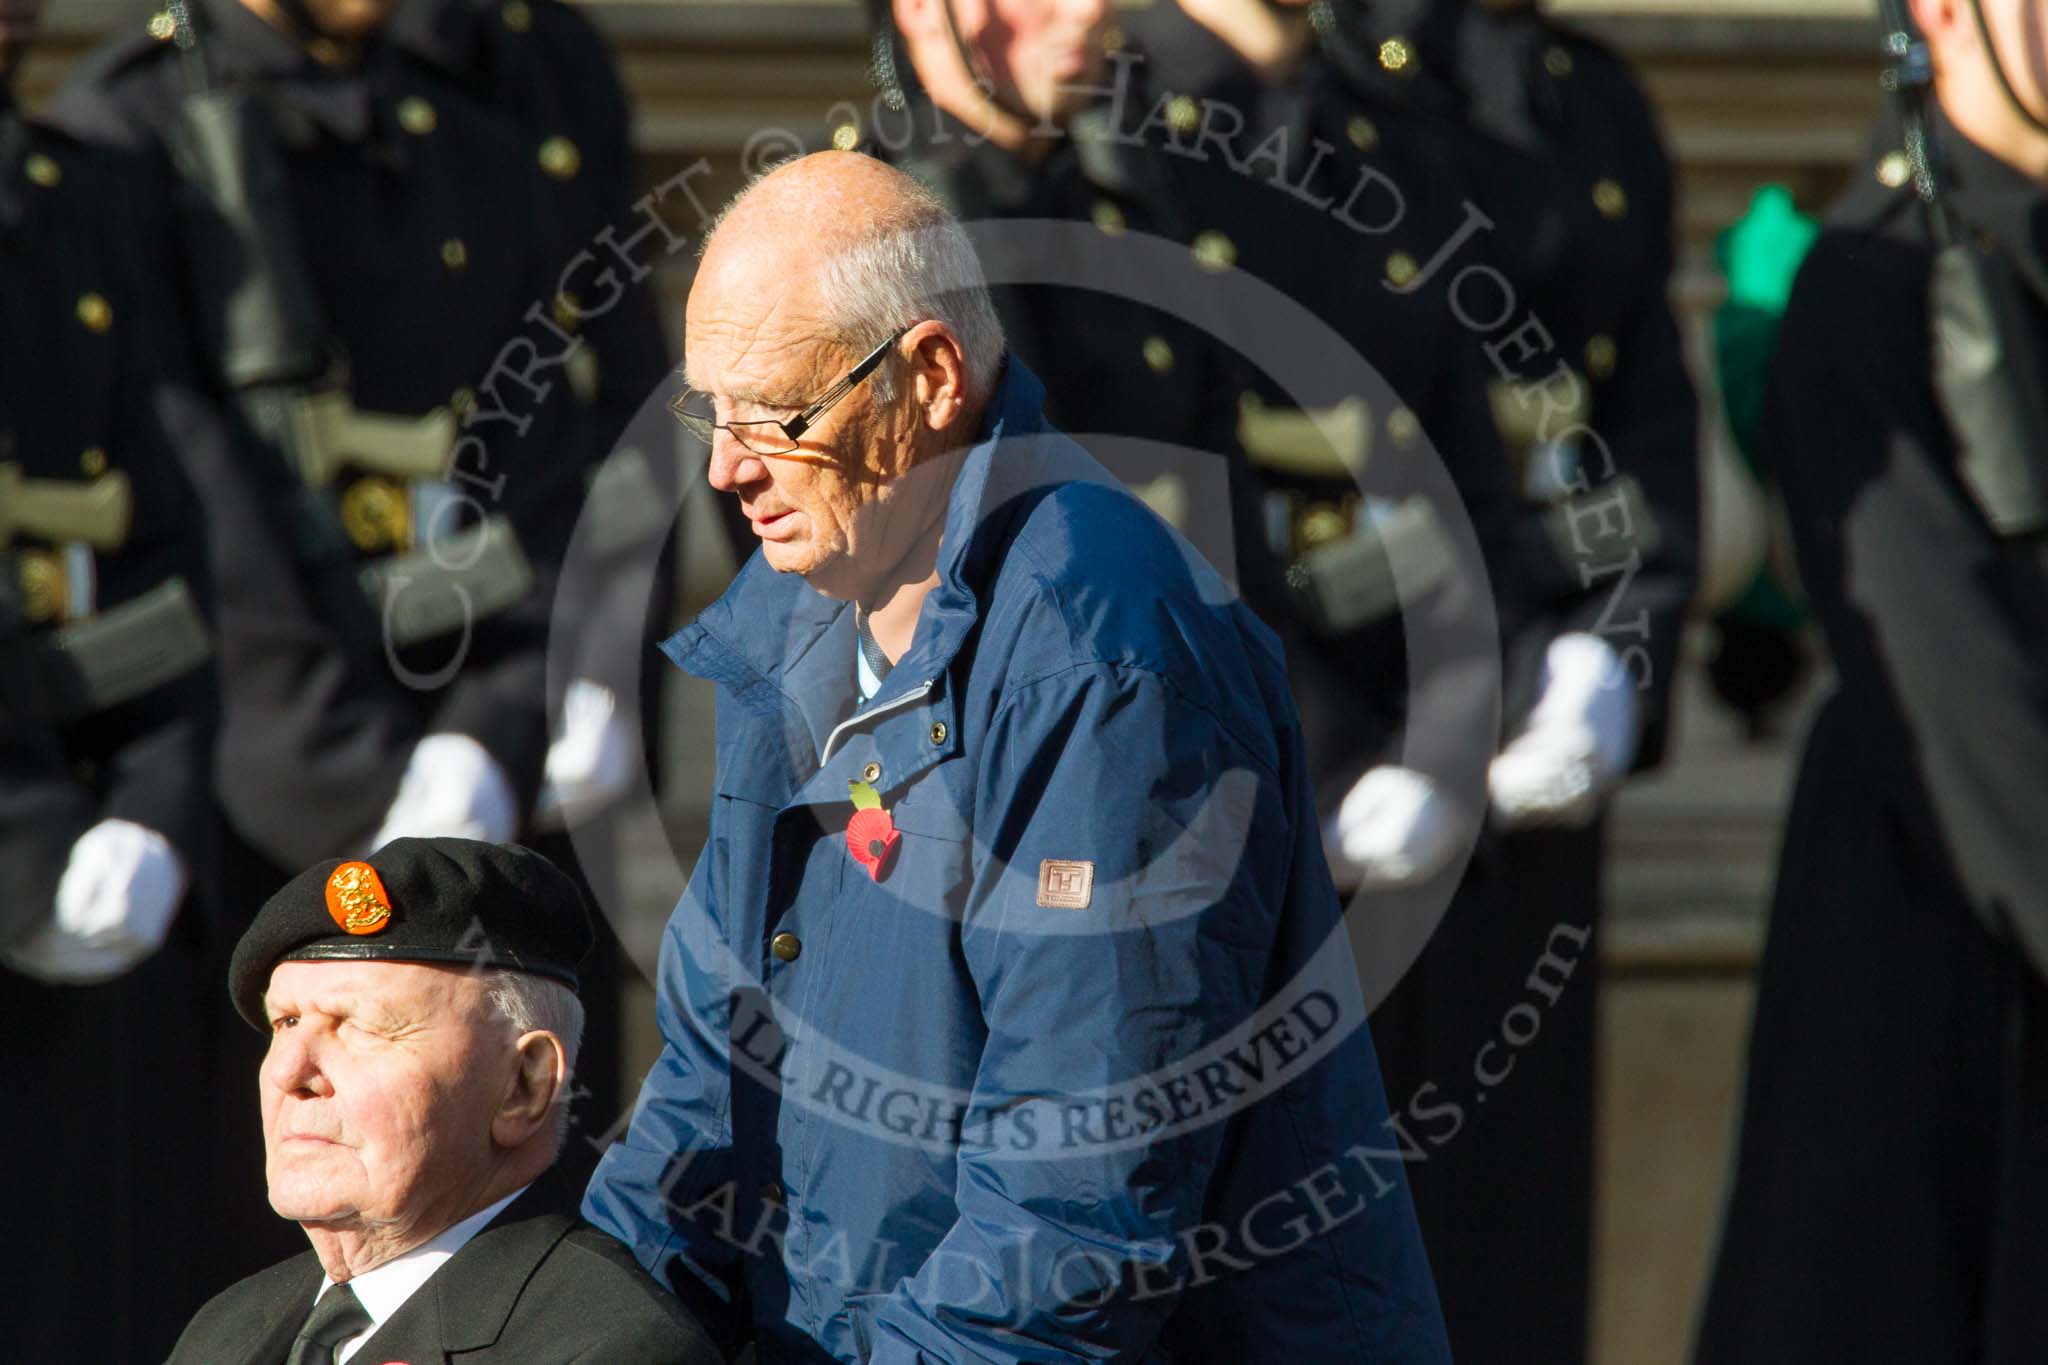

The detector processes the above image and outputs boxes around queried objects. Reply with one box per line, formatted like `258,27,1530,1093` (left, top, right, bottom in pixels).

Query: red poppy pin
846,779,900,881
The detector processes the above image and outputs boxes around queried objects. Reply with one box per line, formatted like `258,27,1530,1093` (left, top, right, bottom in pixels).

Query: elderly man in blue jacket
585,150,1449,1364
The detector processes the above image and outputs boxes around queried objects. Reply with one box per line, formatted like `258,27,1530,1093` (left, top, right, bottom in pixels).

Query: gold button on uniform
147,10,176,40
1166,96,1200,136
340,476,411,553
17,550,65,624
397,96,438,136
1142,336,1175,375
1191,230,1236,273
930,721,949,745
441,237,468,271
770,933,802,964
831,123,860,152
501,0,532,31
1347,115,1378,151
1385,251,1418,287
1378,37,1413,74
1876,150,1912,188
1297,503,1349,550
76,292,113,333
80,447,109,478
1585,334,1618,380
861,761,882,784
1387,406,1420,445
1593,178,1627,219
538,135,581,180
1544,45,1573,77
762,1180,786,1204
1091,200,1126,236
24,154,60,188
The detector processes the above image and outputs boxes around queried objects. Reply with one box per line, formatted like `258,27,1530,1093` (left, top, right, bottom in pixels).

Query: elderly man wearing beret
584,152,1448,1363
167,837,717,1364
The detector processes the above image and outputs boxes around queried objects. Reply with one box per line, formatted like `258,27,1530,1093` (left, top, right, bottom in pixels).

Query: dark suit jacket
166,1179,722,1364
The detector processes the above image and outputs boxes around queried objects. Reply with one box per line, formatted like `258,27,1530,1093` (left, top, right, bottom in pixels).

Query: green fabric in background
1713,184,1819,631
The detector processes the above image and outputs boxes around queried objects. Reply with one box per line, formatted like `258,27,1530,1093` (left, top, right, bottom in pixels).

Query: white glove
3,820,187,985
1489,632,1642,830
372,733,518,849
532,679,637,833
1324,765,1466,890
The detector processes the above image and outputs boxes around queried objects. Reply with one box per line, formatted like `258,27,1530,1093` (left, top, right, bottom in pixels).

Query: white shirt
310,1185,527,1363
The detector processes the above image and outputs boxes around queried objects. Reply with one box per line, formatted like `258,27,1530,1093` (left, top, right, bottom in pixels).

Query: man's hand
3,819,187,984
532,679,637,833
372,732,517,848
1324,765,1467,889
1489,631,1642,830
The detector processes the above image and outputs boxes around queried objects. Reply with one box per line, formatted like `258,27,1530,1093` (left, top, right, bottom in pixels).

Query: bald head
681,152,1005,600
702,152,936,277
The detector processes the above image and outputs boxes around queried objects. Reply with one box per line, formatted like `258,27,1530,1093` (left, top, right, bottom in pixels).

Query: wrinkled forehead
684,241,843,401
262,957,487,1021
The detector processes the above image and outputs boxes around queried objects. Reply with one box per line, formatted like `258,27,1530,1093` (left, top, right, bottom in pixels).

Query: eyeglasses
672,326,912,457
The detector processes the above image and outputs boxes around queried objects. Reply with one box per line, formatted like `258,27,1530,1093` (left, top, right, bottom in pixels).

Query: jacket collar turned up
662,357,1054,770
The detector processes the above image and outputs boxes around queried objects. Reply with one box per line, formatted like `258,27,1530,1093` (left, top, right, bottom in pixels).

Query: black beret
229,837,592,1031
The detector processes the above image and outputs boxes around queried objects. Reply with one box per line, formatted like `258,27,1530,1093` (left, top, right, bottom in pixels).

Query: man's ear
491,1030,567,1149
905,321,971,431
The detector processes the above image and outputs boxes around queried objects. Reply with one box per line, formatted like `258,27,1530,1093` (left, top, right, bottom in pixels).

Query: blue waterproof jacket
585,363,1449,1363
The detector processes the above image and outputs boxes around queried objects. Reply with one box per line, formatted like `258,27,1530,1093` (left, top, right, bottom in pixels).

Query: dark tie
283,1282,372,1365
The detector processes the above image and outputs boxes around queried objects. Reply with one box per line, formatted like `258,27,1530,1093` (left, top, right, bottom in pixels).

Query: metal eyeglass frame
673,325,912,456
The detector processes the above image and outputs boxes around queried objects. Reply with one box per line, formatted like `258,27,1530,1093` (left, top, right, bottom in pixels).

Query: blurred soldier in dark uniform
54,0,605,1290
864,0,1525,909
0,3,230,1356
1296,3,1700,1360
1115,0,1534,904
856,0,1291,632
1696,2,2048,1361
388,0,682,1180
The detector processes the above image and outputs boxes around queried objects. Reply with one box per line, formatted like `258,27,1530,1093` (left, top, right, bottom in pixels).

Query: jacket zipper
819,678,935,767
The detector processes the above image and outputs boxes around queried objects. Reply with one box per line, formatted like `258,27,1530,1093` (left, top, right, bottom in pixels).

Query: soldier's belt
0,577,212,723
0,464,133,551
287,390,458,489
360,515,534,648
1489,374,1591,463
1538,474,1661,589
1239,395,1372,480
1288,497,1457,637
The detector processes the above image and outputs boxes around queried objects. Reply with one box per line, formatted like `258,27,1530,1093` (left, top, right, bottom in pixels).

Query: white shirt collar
314,1184,528,1364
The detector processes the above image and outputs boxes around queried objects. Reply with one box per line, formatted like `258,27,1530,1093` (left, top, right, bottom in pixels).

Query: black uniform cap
229,837,592,1031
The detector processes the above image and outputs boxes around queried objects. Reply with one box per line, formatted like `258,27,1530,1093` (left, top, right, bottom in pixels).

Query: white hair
814,191,1008,404
485,970,585,1150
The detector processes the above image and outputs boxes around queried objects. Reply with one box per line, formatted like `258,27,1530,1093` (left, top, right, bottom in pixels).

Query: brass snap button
770,932,801,963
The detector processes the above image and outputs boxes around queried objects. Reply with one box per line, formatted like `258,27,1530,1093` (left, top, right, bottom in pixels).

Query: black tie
283,1283,372,1365
855,609,894,698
